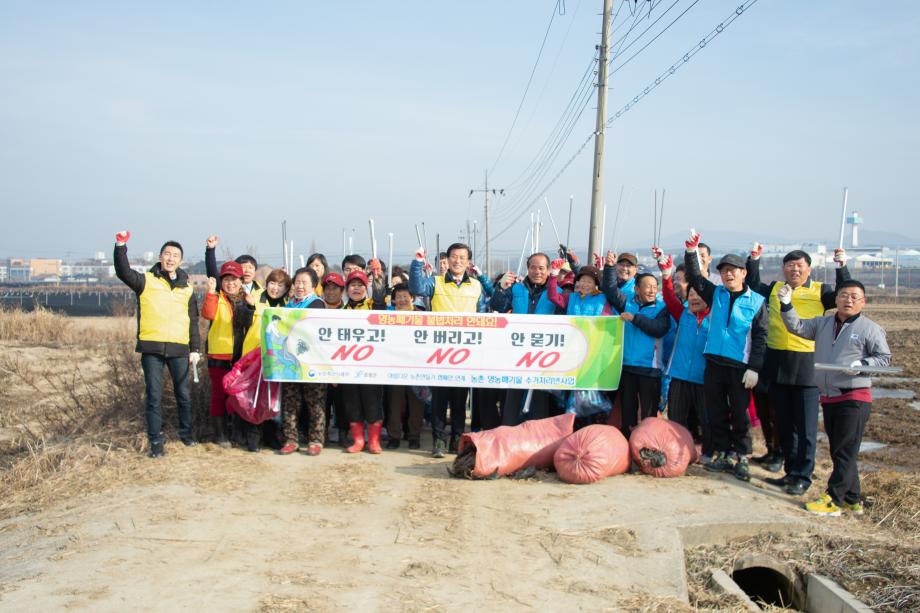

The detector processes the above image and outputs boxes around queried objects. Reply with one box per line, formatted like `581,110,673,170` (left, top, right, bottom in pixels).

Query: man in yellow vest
114,231,201,458
746,245,850,495
409,242,486,457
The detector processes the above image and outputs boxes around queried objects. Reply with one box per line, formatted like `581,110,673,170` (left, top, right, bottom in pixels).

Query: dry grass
0,306,132,347
685,530,920,612
862,470,920,539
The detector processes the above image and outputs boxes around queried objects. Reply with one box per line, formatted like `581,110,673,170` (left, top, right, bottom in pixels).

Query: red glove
115,230,131,244
651,246,663,260
368,258,383,278
593,253,603,268
415,248,427,262
750,242,763,260
423,262,433,274
685,229,701,251
550,258,565,270
657,254,673,271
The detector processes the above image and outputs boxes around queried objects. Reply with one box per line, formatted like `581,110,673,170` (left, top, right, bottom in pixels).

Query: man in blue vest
114,230,201,458
684,230,768,482
491,252,562,425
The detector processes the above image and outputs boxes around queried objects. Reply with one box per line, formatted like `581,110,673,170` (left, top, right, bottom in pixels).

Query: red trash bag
554,425,630,484
455,414,575,478
629,417,699,478
222,348,281,424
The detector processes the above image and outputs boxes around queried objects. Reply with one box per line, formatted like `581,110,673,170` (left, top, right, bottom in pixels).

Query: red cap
322,272,346,288
219,261,244,278
346,270,369,287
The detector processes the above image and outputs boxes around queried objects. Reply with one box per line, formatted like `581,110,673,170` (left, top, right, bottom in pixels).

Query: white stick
348,236,353,255
387,233,394,284
299,254,305,268
522,389,533,415
289,240,294,274
529,212,535,253
543,197,563,246
838,187,849,249
600,205,607,255
516,229,532,278
415,224,424,250
565,195,574,248
342,228,347,261
535,209,541,253
369,219,378,260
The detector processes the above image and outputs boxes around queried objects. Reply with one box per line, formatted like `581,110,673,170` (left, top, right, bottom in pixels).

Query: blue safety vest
567,292,608,316
704,287,765,365
622,297,667,369
510,282,557,315
667,305,711,385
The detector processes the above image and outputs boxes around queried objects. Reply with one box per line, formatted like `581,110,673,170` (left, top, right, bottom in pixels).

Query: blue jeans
140,353,193,444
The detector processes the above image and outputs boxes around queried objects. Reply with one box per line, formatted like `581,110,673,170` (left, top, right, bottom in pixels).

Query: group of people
114,225,891,518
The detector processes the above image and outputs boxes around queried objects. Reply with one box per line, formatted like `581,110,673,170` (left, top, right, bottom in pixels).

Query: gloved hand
368,258,383,279
206,235,219,249
833,248,848,267
750,242,763,260
557,244,568,260
500,271,515,289
605,250,617,268
656,253,672,271
594,253,603,268
423,261,433,274
550,259,565,277
115,230,131,245
189,352,201,367
469,264,482,278
742,369,759,390
776,283,793,305
685,229,701,252
415,247,427,262
565,248,579,267
844,359,865,376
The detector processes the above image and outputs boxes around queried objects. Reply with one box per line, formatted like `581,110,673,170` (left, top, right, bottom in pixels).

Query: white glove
742,369,759,390
844,359,864,376
685,228,701,252
776,283,793,305
415,248,427,262
189,352,201,383
833,248,848,267
750,242,763,260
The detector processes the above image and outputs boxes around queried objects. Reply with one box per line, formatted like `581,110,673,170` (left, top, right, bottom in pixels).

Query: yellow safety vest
431,275,482,313
767,280,825,351
241,295,274,356
138,272,193,345
345,298,374,310
206,293,235,357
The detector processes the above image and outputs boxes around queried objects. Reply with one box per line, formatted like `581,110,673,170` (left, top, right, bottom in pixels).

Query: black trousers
501,389,557,427
340,384,383,424
471,388,503,431
822,400,870,505
753,387,780,453
703,362,752,455
431,386,468,443
772,383,820,486
668,377,711,456
617,371,661,436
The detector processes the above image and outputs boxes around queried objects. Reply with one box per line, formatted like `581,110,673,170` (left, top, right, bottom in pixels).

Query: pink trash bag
554,425,630,484
222,348,281,424
451,414,575,479
628,417,699,478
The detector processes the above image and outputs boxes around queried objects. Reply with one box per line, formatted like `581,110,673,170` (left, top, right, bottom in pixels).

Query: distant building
0,265,7,282
29,258,62,279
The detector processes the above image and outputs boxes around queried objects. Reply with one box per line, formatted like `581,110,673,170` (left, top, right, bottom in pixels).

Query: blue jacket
567,291,610,316
491,278,557,314
667,306,711,385
622,297,669,371
705,286,767,368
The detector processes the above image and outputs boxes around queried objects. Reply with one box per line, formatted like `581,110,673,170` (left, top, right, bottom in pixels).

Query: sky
1,0,918,265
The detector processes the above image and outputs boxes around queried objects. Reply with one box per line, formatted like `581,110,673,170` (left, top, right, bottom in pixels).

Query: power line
489,1,562,176
609,0,703,76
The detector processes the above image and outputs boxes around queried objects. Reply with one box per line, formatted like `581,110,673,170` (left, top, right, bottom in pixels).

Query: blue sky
1,1,917,264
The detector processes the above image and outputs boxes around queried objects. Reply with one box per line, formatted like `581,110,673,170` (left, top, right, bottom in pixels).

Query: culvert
731,554,804,610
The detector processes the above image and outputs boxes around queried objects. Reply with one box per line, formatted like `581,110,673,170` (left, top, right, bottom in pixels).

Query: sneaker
733,457,751,482
842,500,864,515
386,438,401,450
305,443,322,456
784,480,808,496
147,441,165,458
805,494,842,517
408,439,421,450
704,452,734,473
278,443,298,455
432,439,447,458
180,437,198,447
448,434,461,454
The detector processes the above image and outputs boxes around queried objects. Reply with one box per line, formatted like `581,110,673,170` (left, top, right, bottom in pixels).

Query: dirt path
0,440,808,612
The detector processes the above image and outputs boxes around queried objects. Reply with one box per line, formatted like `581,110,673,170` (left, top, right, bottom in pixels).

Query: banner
260,308,623,390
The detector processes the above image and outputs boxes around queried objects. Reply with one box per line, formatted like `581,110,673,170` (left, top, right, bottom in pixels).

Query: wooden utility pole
587,0,613,257
469,170,503,277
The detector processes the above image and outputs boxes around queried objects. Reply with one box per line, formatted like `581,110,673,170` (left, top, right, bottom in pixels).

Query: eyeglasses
837,293,864,301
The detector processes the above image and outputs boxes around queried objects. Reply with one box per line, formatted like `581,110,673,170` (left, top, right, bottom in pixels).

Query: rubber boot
212,416,231,448
367,421,383,454
345,422,365,453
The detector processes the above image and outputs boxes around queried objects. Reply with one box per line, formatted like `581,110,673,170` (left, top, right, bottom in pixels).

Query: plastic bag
565,390,612,417
628,417,699,478
455,413,575,478
222,348,282,424
554,425,630,484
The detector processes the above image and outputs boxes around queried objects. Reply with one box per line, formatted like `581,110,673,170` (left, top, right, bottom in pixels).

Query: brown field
0,306,917,611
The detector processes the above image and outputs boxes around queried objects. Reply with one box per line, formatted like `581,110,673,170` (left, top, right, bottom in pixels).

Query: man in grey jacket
779,279,891,516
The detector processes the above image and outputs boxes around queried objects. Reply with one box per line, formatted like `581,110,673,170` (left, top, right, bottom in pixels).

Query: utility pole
587,0,612,257
469,170,504,277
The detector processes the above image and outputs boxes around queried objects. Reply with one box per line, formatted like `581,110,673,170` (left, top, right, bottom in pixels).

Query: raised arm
408,253,435,299
683,231,715,306
113,231,145,294
745,242,771,298
489,272,516,313
600,251,627,313
820,248,852,309
205,235,219,280
545,260,569,310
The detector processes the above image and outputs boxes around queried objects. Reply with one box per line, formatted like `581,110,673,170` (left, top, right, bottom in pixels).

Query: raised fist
115,230,131,244
651,246,663,260
833,248,848,268
565,249,579,266
368,258,383,278
750,242,763,260
776,283,792,305
206,235,219,249
657,254,673,272
550,259,565,276
207,277,218,294
685,229,701,252
415,247,427,262
500,272,515,289
605,251,616,268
